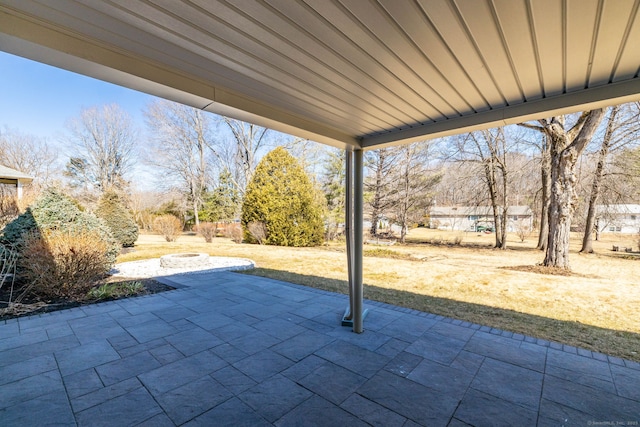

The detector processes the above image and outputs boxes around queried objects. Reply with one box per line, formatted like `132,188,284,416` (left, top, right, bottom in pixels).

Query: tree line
1,100,639,270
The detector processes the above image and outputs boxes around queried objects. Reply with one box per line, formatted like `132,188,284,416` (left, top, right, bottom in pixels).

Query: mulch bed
501,265,597,278
0,278,174,321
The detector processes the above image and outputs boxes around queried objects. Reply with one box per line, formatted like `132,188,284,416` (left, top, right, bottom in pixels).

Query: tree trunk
369,150,386,237
537,142,551,251
580,106,618,253
543,110,605,269
484,161,504,249
544,136,575,268
498,162,509,250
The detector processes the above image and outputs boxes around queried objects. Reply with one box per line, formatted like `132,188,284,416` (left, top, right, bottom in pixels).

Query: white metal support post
342,149,366,332
353,149,364,333
344,150,354,322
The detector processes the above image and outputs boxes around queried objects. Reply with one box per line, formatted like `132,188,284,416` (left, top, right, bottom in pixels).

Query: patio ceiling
1,0,639,150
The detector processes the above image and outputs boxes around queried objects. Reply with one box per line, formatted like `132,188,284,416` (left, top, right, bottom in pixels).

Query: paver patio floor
1,271,639,426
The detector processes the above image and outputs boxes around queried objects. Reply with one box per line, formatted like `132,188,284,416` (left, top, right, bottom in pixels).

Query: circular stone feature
160,253,210,269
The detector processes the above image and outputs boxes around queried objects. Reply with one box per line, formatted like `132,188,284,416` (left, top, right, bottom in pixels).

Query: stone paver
1,270,639,426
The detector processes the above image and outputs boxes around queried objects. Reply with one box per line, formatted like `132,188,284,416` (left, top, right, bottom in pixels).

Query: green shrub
1,189,120,265
241,147,324,247
19,230,113,300
153,214,182,242
87,281,144,300
95,191,139,247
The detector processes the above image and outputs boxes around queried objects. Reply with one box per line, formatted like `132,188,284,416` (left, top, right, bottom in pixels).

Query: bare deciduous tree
63,104,137,194
580,103,640,253
218,118,269,195
0,127,59,188
144,100,214,227
392,142,442,243
451,128,514,249
365,148,398,237
520,110,606,269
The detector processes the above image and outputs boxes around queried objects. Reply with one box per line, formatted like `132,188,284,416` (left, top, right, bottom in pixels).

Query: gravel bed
111,256,255,278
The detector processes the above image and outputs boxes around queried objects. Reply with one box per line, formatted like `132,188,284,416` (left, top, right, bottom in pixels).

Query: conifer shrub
95,191,139,247
19,230,112,299
1,189,120,299
2,189,120,264
241,147,324,247
153,214,182,242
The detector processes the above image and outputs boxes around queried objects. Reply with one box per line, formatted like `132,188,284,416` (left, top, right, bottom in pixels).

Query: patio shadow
240,268,640,363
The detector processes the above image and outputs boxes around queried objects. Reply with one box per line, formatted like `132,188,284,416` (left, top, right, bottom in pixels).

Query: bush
225,222,243,243
0,196,20,229
153,215,182,242
241,147,324,247
196,222,216,243
95,191,139,247
18,230,113,300
1,189,120,265
247,221,267,244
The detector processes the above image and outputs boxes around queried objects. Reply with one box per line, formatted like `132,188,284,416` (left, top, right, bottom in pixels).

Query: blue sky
0,51,157,142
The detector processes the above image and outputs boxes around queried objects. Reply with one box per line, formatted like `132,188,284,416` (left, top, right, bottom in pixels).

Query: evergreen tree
241,147,324,246
201,170,240,223
95,191,139,247
321,149,345,240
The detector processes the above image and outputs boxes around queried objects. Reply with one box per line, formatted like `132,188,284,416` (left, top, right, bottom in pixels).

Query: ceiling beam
361,78,640,149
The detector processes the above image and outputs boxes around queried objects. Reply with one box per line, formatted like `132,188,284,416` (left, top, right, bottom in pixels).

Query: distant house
0,165,34,199
429,205,533,232
596,204,640,234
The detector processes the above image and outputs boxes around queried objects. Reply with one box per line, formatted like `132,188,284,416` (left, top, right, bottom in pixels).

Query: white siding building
429,206,534,232
0,165,33,199
596,204,640,234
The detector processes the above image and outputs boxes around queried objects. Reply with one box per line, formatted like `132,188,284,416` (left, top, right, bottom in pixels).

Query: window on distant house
631,215,637,220
468,215,478,221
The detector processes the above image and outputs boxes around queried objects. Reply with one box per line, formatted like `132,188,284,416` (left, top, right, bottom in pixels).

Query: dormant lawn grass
118,229,640,362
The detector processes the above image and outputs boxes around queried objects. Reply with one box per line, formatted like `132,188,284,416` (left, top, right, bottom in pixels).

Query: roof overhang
1,0,639,150
0,164,34,184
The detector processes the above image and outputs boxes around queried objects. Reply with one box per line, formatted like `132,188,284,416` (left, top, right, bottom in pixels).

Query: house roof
430,206,533,217
1,1,639,150
596,204,640,215
0,164,33,183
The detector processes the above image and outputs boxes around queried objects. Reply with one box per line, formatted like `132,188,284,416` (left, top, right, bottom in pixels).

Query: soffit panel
529,0,565,98
0,0,639,149
454,0,522,104
589,0,637,86
614,4,640,82
82,0,383,134
492,0,542,101
418,0,504,109
565,0,599,92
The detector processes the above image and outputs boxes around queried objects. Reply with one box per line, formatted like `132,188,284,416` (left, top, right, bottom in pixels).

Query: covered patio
1,1,640,424
2,0,640,332
1,270,639,425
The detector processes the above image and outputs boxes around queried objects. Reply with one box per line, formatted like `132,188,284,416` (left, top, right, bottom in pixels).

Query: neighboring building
596,204,640,234
0,165,34,199
429,205,533,232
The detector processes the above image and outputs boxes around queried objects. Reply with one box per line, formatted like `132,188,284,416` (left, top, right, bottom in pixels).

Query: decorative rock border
159,253,210,269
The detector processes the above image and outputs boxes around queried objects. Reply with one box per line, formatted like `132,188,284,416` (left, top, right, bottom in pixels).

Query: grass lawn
118,229,640,362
